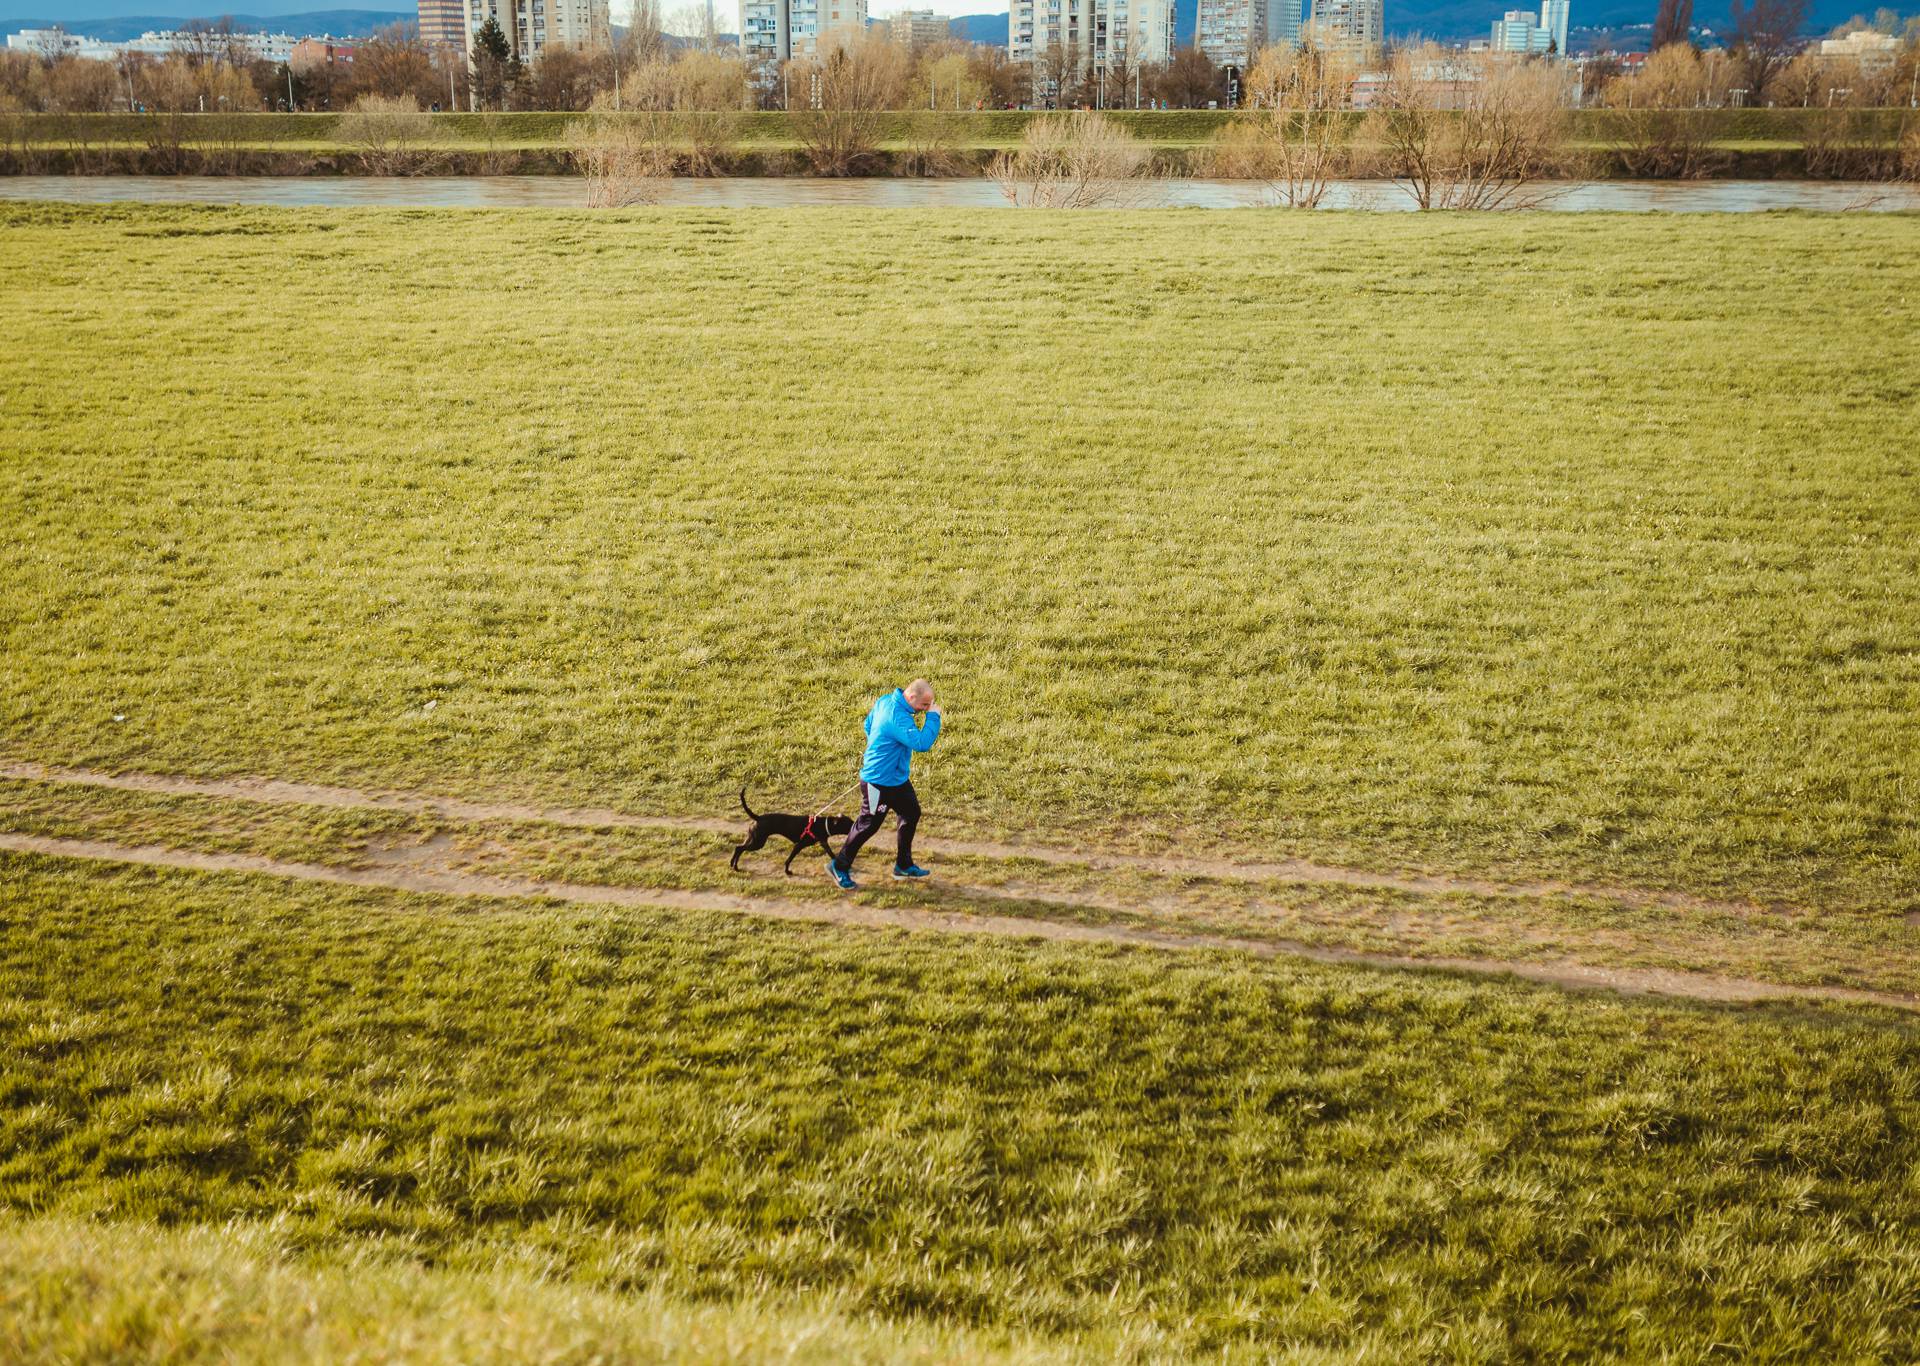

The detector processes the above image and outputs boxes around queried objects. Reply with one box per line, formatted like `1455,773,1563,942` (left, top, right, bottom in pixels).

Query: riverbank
4,107,1917,180
5,173,1917,211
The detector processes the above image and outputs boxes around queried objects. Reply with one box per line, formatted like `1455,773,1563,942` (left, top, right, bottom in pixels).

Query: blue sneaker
892,864,932,880
828,863,857,891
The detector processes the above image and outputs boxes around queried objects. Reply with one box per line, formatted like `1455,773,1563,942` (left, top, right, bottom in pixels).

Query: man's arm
884,705,942,752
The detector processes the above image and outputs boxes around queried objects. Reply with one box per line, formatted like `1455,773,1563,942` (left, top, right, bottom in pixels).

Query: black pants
832,780,920,871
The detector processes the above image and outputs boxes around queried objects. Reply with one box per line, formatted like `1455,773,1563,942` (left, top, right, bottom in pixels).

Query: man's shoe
892,864,932,880
828,864,858,891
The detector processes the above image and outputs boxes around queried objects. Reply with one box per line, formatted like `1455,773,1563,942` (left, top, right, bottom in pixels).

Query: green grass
0,1217,1089,1364
4,853,1920,1359
2,203,1917,914
7,777,1919,996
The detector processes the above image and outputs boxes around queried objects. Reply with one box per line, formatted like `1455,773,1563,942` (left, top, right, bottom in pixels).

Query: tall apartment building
740,0,786,61
465,0,607,62
741,0,866,61
419,0,466,48
1010,0,1175,95
888,8,948,46
1304,0,1379,59
1196,0,1261,66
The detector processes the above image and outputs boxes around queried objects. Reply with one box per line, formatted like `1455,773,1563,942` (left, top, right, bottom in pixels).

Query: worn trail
1,761,1769,916
2,830,1912,1015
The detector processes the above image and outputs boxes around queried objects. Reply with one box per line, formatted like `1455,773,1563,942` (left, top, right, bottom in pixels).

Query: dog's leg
733,824,770,872
784,840,804,876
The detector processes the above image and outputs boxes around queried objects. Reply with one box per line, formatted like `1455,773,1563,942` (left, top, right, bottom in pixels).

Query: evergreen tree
470,16,516,109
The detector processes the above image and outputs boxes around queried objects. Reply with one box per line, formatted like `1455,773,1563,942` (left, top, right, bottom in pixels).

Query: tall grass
3,854,1919,1356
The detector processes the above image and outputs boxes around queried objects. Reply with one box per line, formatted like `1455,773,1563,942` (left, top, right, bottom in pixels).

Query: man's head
904,678,935,713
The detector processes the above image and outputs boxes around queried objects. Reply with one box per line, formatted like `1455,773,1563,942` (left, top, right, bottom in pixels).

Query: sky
7,0,1001,20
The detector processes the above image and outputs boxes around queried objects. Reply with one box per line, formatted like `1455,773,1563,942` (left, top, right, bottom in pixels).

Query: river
3,175,1917,211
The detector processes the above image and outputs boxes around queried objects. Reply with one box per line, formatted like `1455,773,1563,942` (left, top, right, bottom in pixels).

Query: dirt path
0,761,1768,917
1,830,1911,1015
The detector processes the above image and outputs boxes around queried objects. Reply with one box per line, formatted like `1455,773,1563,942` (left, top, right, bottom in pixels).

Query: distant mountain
1388,0,1909,40
947,11,1003,44
2,9,409,38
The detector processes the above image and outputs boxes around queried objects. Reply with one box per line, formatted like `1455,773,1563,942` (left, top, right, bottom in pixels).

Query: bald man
827,679,943,890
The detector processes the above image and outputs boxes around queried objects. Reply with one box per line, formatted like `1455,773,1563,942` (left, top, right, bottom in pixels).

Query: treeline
1,6,1916,119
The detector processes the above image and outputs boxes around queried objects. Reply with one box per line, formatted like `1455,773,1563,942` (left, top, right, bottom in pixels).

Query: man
827,678,942,890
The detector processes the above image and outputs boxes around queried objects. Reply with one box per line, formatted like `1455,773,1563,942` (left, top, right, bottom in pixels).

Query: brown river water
4,175,1919,211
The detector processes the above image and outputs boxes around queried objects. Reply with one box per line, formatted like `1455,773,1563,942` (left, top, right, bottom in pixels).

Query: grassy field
1,203,1916,910
2,202,1919,1357
3,854,1919,1361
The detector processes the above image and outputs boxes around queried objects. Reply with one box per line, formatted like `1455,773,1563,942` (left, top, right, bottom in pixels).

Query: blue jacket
858,688,941,786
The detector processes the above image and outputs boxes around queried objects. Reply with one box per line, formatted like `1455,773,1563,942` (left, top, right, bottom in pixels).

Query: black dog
731,788,853,876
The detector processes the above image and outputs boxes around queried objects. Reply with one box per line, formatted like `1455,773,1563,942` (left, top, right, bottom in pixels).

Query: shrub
990,112,1160,208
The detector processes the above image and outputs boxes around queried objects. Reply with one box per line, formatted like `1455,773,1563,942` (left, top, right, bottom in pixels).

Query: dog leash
802,778,862,842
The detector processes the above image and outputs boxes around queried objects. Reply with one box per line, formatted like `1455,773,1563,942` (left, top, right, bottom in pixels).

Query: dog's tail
739,786,759,821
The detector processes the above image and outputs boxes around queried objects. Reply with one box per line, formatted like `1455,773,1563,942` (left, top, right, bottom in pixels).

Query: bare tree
1651,0,1695,50
356,23,440,103
1211,42,1355,206
664,3,719,51
1365,46,1576,209
1602,43,1736,177
1728,0,1809,103
527,44,599,108
790,31,909,175
338,92,440,173
990,111,1161,206
1159,46,1225,107
567,103,676,204
629,0,668,64
1033,38,1082,107
1772,46,1826,105
1800,67,1915,179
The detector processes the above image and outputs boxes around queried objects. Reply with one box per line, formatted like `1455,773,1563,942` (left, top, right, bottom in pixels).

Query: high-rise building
741,0,865,59
1490,8,1550,51
1538,0,1568,52
465,0,607,63
1010,0,1174,100
741,0,787,60
419,0,466,49
1304,0,1379,58
1264,0,1301,49
1196,0,1261,67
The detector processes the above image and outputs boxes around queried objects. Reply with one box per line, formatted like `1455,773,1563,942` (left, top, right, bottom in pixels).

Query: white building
740,0,866,61
1819,28,1899,73
887,8,948,46
1010,0,1174,98
1196,0,1262,67
1540,0,1568,53
1491,9,1550,52
465,0,608,63
1305,0,1380,58
7,26,303,63
741,0,784,60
